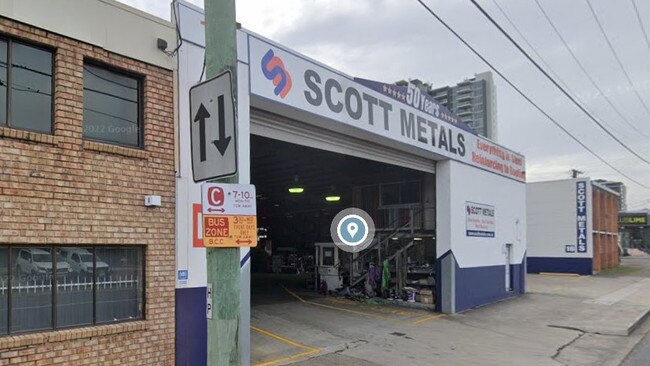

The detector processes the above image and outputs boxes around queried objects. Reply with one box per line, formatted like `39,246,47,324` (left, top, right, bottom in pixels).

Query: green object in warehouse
381,259,390,293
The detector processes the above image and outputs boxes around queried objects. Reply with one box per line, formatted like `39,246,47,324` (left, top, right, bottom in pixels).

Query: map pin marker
347,222,359,238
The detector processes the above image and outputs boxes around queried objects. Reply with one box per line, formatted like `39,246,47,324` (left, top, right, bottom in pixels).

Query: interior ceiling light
288,175,304,194
325,185,340,202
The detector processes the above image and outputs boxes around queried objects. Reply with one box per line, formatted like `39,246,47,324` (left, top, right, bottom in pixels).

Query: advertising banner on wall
466,202,496,238
247,34,526,182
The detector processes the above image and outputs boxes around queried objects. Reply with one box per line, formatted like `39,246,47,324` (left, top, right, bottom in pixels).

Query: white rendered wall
527,178,593,258
437,160,526,267
0,0,176,70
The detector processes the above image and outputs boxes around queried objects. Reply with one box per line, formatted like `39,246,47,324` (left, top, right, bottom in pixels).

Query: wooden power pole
204,0,241,364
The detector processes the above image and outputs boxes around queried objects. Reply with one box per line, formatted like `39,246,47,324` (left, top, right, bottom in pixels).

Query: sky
120,0,650,210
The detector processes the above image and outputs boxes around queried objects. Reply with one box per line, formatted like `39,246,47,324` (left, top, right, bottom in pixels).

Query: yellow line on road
282,286,391,320
411,313,443,325
323,297,417,317
251,326,319,366
539,272,581,277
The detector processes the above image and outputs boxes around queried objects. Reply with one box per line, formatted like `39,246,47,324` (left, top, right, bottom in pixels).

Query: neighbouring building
429,72,498,141
0,1,177,364
594,179,627,211
619,210,649,251
527,178,620,275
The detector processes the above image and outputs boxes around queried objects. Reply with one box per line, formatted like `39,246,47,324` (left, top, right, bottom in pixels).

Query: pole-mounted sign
201,182,257,247
189,70,237,182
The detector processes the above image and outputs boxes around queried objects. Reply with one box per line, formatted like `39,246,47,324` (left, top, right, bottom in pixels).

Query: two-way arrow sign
189,71,237,182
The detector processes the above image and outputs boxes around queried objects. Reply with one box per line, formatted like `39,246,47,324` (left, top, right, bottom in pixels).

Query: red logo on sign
207,187,224,206
206,187,227,213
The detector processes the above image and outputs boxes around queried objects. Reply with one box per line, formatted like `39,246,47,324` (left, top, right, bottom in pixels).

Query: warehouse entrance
250,133,438,308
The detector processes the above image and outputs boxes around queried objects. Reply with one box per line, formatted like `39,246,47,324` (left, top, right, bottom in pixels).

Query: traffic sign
189,70,237,182
201,183,257,247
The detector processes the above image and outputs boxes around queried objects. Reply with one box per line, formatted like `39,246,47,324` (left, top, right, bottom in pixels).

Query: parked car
60,248,110,278
15,248,71,278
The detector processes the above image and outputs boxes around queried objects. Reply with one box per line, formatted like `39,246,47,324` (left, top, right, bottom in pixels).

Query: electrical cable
413,0,649,189
585,0,650,117
631,0,650,53
490,0,641,140
164,1,183,57
532,0,650,139
470,0,650,166
84,65,138,91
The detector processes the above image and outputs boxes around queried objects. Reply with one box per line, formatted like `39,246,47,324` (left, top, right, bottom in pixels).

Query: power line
470,0,650,166
413,0,649,189
532,0,650,139
490,0,638,140
631,0,650,53
586,0,650,117
83,65,138,91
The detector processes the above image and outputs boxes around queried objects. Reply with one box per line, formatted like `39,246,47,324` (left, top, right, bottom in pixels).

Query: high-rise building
594,179,628,211
429,72,498,141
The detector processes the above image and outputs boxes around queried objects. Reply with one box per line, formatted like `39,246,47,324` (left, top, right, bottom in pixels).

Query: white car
15,248,71,277
60,248,110,278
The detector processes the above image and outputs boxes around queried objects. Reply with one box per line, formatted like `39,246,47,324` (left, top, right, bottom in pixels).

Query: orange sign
203,215,257,247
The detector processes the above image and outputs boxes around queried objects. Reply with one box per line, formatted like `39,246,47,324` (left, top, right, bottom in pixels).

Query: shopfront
174,2,526,365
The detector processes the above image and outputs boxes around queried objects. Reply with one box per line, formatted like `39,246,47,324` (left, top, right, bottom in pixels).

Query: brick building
0,1,177,364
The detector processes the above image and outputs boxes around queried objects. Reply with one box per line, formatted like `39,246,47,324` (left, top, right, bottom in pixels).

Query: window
0,39,53,134
83,63,142,147
0,246,144,335
380,181,421,206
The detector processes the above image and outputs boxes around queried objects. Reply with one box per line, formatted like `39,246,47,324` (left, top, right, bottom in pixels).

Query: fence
0,275,141,334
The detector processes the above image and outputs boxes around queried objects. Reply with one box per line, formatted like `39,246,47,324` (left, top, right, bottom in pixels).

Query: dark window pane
401,181,420,204
83,64,140,147
10,43,52,133
381,184,400,206
56,247,93,328
95,247,143,323
0,40,7,125
322,247,335,266
11,247,52,333
0,247,7,334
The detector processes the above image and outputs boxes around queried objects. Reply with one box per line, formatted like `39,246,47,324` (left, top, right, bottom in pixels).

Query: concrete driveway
250,256,650,366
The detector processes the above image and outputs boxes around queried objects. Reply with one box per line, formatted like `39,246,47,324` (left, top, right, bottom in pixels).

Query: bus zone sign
201,183,257,247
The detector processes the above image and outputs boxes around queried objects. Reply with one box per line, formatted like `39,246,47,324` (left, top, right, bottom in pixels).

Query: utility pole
204,0,240,365
571,169,584,178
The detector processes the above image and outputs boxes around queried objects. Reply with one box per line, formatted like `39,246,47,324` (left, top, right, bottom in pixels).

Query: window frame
0,245,146,336
82,59,145,149
0,35,55,135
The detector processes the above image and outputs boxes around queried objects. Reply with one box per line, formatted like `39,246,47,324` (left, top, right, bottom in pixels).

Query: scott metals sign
247,34,526,182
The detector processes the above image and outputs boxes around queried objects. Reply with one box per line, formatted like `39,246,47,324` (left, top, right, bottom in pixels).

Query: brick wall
0,16,175,365
592,185,620,272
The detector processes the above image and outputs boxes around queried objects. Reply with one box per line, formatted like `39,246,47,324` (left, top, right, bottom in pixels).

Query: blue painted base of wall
176,287,207,366
436,250,526,313
454,260,526,313
527,257,592,276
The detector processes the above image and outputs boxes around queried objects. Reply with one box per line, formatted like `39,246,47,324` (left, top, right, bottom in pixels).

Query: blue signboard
178,269,189,281
576,181,588,253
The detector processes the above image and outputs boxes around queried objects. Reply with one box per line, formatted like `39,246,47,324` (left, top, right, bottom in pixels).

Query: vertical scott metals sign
247,34,526,183
576,181,588,253
201,183,257,247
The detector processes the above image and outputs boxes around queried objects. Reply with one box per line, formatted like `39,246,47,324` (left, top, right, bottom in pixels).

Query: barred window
0,246,144,335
